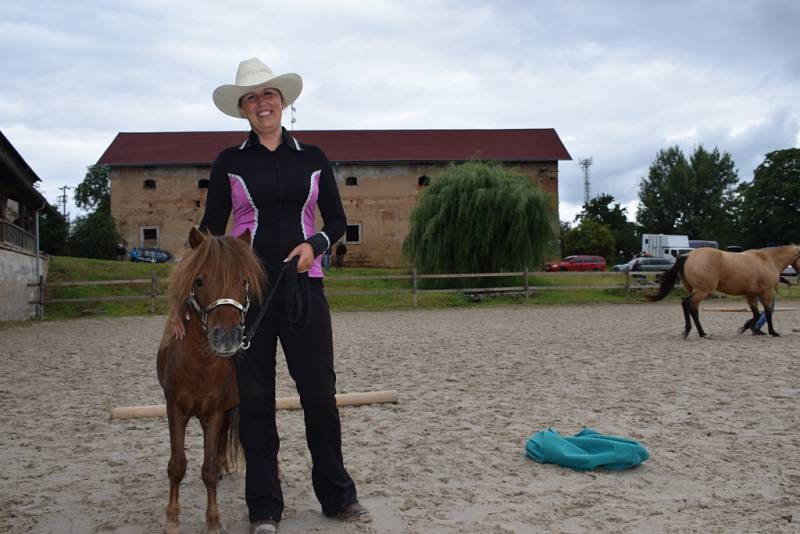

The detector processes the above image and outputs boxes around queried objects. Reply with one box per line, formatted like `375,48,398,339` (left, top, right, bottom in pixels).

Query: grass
29,256,800,321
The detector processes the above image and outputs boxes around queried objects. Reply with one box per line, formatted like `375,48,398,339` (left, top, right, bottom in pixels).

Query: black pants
236,276,357,522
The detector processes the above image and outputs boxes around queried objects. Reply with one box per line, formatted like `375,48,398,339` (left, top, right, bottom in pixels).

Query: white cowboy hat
212,57,303,118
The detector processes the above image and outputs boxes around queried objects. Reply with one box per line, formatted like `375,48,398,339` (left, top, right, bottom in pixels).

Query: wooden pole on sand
110,390,399,420
702,307,797,312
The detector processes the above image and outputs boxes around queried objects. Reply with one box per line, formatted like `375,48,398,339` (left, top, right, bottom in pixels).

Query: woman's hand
170,310,186,340
284,242,315,273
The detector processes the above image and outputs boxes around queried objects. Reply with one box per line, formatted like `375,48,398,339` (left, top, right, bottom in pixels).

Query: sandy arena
1,302,799,533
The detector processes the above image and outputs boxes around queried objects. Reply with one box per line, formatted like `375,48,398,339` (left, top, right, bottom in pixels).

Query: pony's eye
195,277,204,288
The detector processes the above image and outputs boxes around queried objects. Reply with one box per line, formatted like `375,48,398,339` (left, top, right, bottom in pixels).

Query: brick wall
109,161,559,267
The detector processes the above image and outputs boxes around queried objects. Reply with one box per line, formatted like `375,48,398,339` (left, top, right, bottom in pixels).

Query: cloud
1,0,799,224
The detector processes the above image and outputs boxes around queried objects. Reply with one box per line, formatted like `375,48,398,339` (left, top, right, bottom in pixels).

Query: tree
402,161,554,273
38,209,69,255
74,164,111,210
636,146,689,234
561,219,616,261
576,193,639,260
636,145,738,242
67,209,122,259
683,145,738,242
736,148,800,248
66,164,122,259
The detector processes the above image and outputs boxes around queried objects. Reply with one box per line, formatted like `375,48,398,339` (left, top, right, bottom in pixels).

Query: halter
186,282,252,351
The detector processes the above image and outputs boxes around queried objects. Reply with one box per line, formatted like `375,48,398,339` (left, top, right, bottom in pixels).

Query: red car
545,255,606,272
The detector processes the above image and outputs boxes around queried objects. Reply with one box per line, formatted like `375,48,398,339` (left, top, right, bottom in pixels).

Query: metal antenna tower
579,157,593,204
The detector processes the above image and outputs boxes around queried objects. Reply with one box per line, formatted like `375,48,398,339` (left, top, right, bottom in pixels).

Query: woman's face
239,87,283,134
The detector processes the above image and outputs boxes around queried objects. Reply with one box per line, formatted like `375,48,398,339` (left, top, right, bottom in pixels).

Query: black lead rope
240,256,312,354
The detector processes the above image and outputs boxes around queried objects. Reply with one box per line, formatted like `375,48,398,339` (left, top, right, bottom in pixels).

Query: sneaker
334,502,372,523
250,518,279,533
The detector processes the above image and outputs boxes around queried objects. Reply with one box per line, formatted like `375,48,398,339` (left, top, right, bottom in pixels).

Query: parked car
613,256,675,272
545,255,606,272
726,245,745,253
782,264,797,277
130,247,172,263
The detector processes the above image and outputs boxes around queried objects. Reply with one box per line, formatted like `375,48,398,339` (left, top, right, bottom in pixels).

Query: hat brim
212,73,302,118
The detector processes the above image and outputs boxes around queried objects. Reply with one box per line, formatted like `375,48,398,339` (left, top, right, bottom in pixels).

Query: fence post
524,266,529,299
150,271,157,314
625,269,631,296
412,268,418,309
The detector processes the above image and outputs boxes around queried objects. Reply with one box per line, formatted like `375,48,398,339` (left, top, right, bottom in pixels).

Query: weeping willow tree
403,161,554,276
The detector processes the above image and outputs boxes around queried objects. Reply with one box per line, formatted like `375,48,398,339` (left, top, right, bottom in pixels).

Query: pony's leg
217,413,230,476
200,412,225,534
165,408,190,534
740,296,761,334
687,291,708,338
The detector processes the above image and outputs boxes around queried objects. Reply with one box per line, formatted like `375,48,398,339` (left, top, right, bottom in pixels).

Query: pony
156,227,265,534
648,244,800,338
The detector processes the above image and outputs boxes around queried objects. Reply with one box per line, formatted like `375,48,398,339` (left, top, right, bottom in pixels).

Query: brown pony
649,244,800,338
157,227,265,534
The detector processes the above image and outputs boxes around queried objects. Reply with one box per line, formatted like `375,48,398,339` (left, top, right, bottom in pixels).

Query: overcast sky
2,0,799,224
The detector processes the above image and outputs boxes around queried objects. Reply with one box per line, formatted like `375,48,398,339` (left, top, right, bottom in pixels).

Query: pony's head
170,227,266,357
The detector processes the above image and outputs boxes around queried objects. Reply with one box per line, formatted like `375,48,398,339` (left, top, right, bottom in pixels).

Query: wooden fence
32,269,664,317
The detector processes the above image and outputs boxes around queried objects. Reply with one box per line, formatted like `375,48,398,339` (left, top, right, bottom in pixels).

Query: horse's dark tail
647,254,687,301
225,406,245,472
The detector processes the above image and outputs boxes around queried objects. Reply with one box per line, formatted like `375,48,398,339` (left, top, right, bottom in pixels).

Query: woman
183,57,368,533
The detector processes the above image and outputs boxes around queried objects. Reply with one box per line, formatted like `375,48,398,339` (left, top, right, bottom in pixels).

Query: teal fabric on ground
525,428,649,471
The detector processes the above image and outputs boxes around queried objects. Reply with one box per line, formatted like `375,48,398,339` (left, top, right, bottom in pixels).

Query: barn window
142,227,159,247
345,224,361,244
418,175,430,186
345,176,358,186
198,179,209,189
144,179,156,189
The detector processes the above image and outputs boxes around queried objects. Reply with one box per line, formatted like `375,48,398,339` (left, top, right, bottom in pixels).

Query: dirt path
1,303,799,533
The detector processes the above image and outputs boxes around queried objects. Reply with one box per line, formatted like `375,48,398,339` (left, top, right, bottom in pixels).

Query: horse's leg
165,406,190,534
762,293,780,337
681,296,694,338
739,296,761,334
200,412,225,534
687,291,707,338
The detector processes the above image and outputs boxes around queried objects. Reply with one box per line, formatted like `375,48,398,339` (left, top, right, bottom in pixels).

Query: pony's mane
169,234,266,315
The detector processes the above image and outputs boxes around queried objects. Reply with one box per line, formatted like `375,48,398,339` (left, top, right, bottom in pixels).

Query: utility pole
290,104,296,132
58,185,71,222
579,157,593,205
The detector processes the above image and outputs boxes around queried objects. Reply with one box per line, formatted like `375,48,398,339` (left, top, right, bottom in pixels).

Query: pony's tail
225,406,245,473
647,254,687,301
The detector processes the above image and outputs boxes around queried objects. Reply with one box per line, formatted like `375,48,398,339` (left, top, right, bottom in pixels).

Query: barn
0,130,53,320
98,129,571,267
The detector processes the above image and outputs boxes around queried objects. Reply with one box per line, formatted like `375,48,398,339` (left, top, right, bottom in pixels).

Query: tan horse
648,244,800,338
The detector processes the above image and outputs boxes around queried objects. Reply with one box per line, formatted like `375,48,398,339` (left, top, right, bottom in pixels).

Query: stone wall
334,161,559,267
0,244,48,321
109,161,560,267
110,166,209,256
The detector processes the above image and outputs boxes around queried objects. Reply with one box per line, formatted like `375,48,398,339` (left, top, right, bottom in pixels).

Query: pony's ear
237,229,251,245
188,227,205,249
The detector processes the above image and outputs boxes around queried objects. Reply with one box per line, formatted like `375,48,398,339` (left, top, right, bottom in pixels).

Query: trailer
641,234,694,259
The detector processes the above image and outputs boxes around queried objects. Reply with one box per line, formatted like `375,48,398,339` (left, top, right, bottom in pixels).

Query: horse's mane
169,233,266,316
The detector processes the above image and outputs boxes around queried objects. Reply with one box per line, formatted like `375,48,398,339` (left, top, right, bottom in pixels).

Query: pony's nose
208,327,243,356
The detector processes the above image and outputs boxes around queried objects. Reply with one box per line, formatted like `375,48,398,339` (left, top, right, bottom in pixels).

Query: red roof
97,129,571,166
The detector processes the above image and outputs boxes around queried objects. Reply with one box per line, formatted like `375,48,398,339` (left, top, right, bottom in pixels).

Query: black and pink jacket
199,128,346,279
